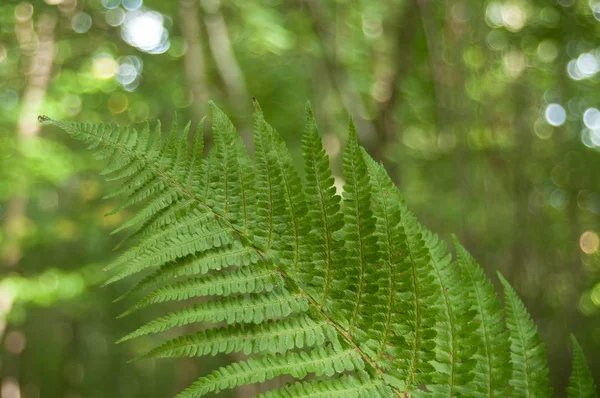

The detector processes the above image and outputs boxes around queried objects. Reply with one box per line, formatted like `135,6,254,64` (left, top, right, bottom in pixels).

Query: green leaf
568,335,598,398
498,272,552,398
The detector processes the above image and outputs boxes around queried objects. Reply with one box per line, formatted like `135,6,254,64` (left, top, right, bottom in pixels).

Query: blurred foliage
0,0,599,396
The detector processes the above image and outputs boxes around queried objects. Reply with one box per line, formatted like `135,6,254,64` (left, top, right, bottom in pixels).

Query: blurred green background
1,0,599,396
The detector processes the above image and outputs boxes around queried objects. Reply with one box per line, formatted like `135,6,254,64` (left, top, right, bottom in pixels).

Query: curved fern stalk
498,273,552,397
568,335,597,398
453,239,510,396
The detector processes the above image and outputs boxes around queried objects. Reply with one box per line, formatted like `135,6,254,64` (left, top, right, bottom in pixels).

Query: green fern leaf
362,153,439,391
454,238,510,396
300,104,344,307
334,121,380,338
568,335,598,398
257,375,390,398
498,272,552,397
176,347,363,398
118,290,309,342
135,314,334,360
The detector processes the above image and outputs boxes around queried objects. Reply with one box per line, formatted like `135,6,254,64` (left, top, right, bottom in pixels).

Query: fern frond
498,272,552,397
43,103,598,398
568,335,598,398
454,238,510,396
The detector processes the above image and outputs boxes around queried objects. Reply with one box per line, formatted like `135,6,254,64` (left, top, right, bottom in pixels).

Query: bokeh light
121,10,170,54
105,7,126,27
580,231,599,254
544,103,567,126
72,12,92,34
92,53,117,80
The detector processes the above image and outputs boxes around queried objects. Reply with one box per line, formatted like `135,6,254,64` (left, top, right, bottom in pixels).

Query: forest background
1,0,599,396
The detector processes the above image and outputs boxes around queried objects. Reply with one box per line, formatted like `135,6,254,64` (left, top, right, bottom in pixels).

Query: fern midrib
70,124,403,397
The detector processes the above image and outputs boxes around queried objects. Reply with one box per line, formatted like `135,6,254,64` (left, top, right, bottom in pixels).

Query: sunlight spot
106,7,125,27
544,103,566,126
591,283,600,306
503,50,526,77
116,55,143,91
72,12,92,34
577,53,599,75
537,40,558,63
501,4,526,32
122,0,143,11
583,108,600,129
1,378,20,398
102,0,120,9
93,53,117,80
108,93,129,114
121,10,170,54
580,231,599,254
581,128,600,151
567,59,585,81
4,330,26,354
534,118,553,139
14,3,33,23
